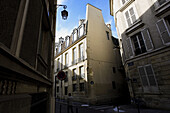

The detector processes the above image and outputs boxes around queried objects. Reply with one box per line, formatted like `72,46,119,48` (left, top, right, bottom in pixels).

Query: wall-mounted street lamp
55,4,68,20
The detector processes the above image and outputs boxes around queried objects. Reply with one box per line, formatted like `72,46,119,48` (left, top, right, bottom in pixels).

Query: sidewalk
55,99,170,113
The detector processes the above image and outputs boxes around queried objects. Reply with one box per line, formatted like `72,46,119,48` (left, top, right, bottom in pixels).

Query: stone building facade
54,4,129,105
0,0,56,113
110,0,170,110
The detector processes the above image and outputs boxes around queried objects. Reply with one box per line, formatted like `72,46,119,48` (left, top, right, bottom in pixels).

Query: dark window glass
112,81,116,89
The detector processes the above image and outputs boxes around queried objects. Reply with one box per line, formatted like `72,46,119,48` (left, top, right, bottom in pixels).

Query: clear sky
56,0,117,42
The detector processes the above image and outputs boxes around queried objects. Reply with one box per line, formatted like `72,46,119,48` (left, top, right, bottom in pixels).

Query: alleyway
55,99,170,113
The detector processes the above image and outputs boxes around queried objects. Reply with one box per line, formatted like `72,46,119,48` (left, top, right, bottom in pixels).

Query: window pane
79,26,84,37
138,67,145,76
80,83,85,91
122,0,126,4
157,20,167,33
131,15,136,23
148,76,157,86
73,31,77,41
138,33,146,53
141,77,149,86
125,11,129,19
129,8,134,15
145,65,153,75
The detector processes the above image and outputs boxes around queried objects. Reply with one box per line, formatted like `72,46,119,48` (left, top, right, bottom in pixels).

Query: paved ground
55,99,170,113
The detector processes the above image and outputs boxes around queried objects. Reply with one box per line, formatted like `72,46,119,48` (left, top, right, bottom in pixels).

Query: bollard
60,104,62,113
76,107,78,113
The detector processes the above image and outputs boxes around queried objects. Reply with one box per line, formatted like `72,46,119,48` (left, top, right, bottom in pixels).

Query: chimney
59,37,64,44
79,19,85,25
107,24,111,29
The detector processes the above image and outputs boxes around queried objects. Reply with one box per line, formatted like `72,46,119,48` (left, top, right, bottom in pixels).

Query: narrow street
55,99,170,113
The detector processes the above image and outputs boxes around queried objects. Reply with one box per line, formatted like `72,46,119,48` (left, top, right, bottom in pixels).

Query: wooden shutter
156,19,170,44
126,38,133,58
138,67,149,87
141,29,153,51
145,65,157,86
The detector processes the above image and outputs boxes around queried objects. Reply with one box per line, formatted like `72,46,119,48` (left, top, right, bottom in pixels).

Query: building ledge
119,0,135,12
155,1,170,17
125,19,144,35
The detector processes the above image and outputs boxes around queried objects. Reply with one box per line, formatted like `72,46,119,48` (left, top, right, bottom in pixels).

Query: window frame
156,18,170,45
138,64,158,92
123,6,138,28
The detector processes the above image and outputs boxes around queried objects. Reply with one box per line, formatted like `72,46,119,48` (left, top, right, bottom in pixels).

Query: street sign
57,71,66,80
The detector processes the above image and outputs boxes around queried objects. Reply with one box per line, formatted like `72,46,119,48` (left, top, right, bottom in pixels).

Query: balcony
72,75,77,81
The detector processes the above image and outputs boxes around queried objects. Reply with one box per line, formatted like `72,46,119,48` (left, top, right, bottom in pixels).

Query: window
80,83,85,91
129,29,153,56
79,25,84,37
121,0,129,5
73,84,77,92
72,48,77,64
58,45,61,53
106,31,109,40
72,69,77,81
57,86,59,92
57,58,60,70
73,30,77,42
79,43,84,61
112,81,116,89
65,37,69,48
65,87,68,95
65,53,68,67
156,17,170,45
125,7,137,27
138,65,158,88
64,71,68,82
131,32,147,55
79,66,85,79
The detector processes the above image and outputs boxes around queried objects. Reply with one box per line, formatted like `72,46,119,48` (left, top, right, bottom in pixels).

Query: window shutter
138,67,149,86
141,29,153,51
145,65,157,86
126,38,133,58
156,19,170,44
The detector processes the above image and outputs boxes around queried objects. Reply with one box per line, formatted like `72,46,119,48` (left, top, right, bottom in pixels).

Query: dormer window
79,24,84,37
73,29,77,42
65,36,70,48
121,0,129,5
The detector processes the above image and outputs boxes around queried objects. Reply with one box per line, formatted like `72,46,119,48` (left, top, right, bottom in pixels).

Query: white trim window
79,24,84,37
79,43,84,61
138,64,158,92
72,48,77,64
156,18,170,45
124,7,137,27
79,66,85,79
65,53,68,66
65,37,69,48
130,29,153,56
73,30,77,42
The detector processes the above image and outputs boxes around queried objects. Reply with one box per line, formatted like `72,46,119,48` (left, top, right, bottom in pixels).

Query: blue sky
56,0,117,42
